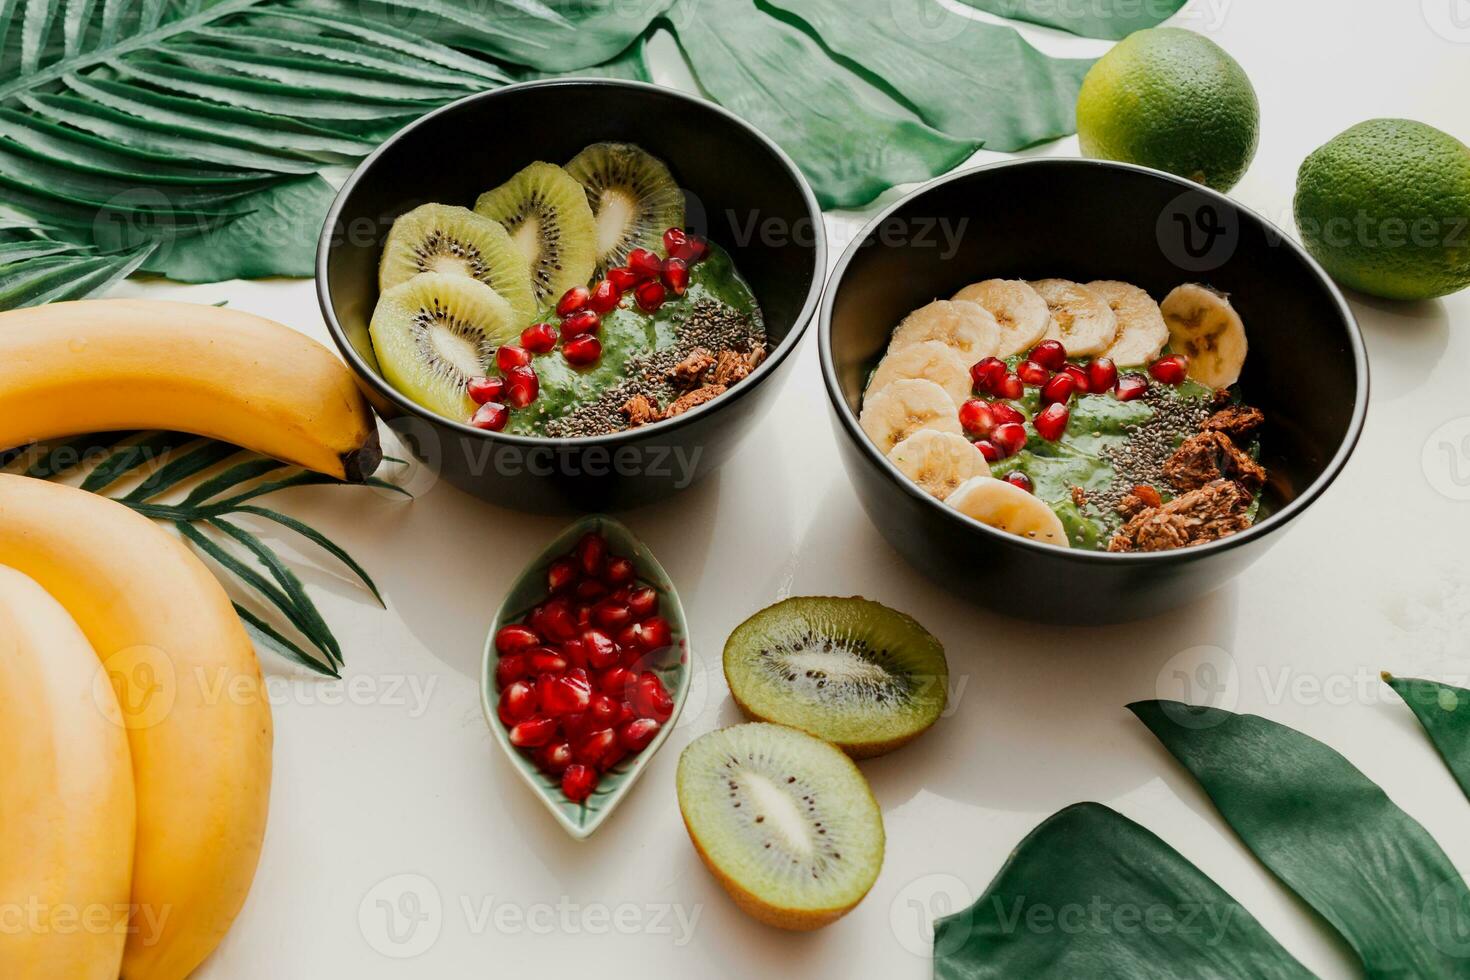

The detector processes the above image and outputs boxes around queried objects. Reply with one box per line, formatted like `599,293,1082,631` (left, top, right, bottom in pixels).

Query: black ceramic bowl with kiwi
821,159,1368,625
317,79,825,512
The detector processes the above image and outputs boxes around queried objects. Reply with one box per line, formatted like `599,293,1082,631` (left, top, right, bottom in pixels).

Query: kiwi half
723,597,948,759
564,142,685,273
474,162,597,306
379,203,537,325
369,272,517,421
676,723,884,931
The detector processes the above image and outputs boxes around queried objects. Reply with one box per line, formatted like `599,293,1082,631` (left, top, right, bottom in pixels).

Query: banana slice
952,279,1049,356
1160,283,1248,388
860,379,962,454
1088,280,1169,366
1029,279,1118,357
889,300,1000,361
865,340,971,407
887,430,990,500
945,476,1070,547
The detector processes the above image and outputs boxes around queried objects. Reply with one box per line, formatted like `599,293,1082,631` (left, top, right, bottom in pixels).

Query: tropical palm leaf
2,431,407,677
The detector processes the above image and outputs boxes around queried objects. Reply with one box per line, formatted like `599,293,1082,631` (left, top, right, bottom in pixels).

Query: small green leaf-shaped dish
480,515,692,840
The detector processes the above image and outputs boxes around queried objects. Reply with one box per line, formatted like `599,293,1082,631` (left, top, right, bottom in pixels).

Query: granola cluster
618,344,767,427
1108,402,1266,553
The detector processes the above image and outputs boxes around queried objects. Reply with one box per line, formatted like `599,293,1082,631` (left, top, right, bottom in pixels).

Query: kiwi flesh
369,272,517,421
474,162,597,306
723,597,948,759
379,203,537,326
676,723,884,931
564,142,685,274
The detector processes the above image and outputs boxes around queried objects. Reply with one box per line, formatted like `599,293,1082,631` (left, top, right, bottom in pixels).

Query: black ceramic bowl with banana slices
820,159,1368,625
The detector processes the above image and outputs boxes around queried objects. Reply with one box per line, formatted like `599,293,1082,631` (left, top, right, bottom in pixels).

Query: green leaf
123,439,243,501
231,504,383,605
671,0,978,208
933,802,1311,979
80,431,198,492
1131,700,1470,978
764,0,1093,150
1383,673,1470,800
235,602,340,677
953,0,1187,40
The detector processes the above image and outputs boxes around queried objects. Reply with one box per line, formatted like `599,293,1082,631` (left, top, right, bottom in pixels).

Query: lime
1294,119,1470,301
1076,28,1259,192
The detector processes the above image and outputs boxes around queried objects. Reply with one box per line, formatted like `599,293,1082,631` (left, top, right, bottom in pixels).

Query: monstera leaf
0,0,1180,301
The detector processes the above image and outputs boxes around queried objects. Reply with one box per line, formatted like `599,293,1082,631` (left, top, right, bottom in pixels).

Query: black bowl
317,79,825,512
820,159,1368,625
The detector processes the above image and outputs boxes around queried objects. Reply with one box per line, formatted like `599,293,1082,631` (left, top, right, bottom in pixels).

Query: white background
112,1,1470,976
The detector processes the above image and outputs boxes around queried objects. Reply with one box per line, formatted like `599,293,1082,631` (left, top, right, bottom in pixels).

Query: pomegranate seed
577,605,596,630
495,653,529,689
563,310,601,338
469,402,508,431
1003,471,1034,493
995,372,1024,400
603,556,635,586
1017,359,1051,386
527,649,569,675
634,672,674,722
970,356,1006,393
496,345,530,372
619,718,660,753
990,402,1025,426
538,742,573,774
582,628,619,670
588,693,620,729
520,322,558,353
466,376,504,405
568,665,589,686
1040,373,1076,405
617,700,636,724
992,422,1028,457
634,279,666,312
666,230,709,264
973,438,1002,462
637,616,672,652
560,637,587,670
575,580,607,602
547,557,578,593
563,335,602,367
606,266,639,292
600,666,636,699
576,532,606,575
508,716,556,748
495,624,541,656
1133,484,1163,508
1116,373,1148,401
1149,354,1188,385
1087,357,1118,392
958,399,997,436
593,600,632,631
588,279,621,313
1029,339,1068,370
627,248,662,280
661,257,689,296
1062,363,1090,393
497,681,537,726
504,365,538,408
627,587,658,619
575,728,618,768
556,285,590,317
561,764,598,803
662,227,688,255
1034,401,1070,441
539,672,592,716
561,711,590,742
535,600,577,642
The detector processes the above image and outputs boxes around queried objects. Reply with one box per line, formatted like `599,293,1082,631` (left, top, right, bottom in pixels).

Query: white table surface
112,2,1470,976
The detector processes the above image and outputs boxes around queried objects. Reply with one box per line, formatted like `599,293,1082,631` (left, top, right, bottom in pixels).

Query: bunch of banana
0,477,272,980
0,299,381,482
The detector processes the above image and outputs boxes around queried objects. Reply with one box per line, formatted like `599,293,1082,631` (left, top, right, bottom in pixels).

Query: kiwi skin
723,596,948,760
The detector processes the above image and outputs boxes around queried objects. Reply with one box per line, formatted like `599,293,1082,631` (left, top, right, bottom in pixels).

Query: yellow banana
0,299,380,481
0,564,135,980
0,475,272,980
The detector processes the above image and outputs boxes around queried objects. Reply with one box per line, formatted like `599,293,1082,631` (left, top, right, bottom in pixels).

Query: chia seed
1088,384,1213,522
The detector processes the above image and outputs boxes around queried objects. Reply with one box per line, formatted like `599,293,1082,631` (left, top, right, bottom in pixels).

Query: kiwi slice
379,203,537,325
676,723,884,931
369,272,517,421
723,597,948,759
474,162,597,306
564,142,685,273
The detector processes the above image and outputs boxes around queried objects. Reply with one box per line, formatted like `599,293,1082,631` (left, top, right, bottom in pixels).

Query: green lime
1076,28,1259,192
1294,119,1470,301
